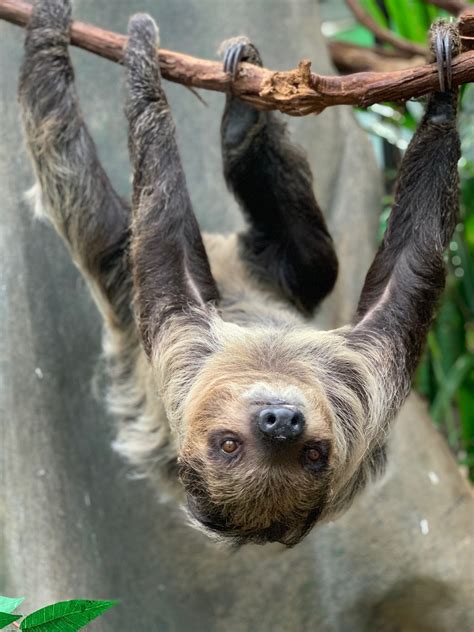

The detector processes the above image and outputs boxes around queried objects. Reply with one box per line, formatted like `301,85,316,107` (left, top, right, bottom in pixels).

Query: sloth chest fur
203,232,307,329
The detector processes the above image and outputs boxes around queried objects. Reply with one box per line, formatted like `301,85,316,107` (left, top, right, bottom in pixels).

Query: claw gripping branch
1,0,474,116
430,18,462,90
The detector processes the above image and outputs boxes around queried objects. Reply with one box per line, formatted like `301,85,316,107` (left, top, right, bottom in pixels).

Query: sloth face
167,324,387,546
178,367,338,546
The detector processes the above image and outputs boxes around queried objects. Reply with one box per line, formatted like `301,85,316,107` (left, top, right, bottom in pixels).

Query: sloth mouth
183,480,328,547
187,505,325,547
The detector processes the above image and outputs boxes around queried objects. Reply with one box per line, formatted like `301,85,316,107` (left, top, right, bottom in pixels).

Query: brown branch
425,0,469,16
328,41,426,73
345,0,427,57
1,0,474,116
459,7,474,39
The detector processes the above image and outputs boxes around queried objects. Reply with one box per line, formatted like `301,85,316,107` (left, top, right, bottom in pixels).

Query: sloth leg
350,20,461,383
18,0,132,328
220,38,338,314
125,15,219,356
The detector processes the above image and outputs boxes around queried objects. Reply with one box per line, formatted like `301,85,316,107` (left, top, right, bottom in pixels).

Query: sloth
19,0,461,546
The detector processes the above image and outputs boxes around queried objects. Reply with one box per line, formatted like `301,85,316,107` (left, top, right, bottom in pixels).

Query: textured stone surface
1,1,472,630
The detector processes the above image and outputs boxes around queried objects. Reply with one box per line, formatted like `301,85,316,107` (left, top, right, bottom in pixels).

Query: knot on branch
259,59,322,115
261,59,313,97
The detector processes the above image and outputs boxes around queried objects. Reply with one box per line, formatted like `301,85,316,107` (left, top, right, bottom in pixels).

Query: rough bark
329,41,426,74
426,0,469,15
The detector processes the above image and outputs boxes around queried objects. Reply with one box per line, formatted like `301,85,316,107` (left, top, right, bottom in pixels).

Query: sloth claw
223,42,244,78
220,36,263,80
430,19,461,92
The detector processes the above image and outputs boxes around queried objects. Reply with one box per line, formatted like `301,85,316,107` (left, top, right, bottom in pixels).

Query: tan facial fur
173,324,342,545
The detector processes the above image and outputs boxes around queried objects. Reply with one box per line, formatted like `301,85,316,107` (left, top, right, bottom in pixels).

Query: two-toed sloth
19,0,461,545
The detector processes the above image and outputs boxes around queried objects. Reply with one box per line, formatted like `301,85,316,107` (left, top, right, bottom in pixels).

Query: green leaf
0,597,25,614
456,233,474,314
384,0,411,38
415,349,435,401
404,0,432,43
0,612,22,629
431,355,474,426
458,375,474,482
432,293,465,375
332,24,374,47
427,332,446,386
20,600,117,632
360,0,388,27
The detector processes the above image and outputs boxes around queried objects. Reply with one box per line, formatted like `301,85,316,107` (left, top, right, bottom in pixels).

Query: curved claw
430,19,461,92
220,37,263,80
444,33,453,90
435,31,446,92
223,42,246,79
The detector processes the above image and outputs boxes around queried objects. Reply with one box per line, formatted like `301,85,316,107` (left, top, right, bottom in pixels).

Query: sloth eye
306,448,320,462
221,439,240,454
209,432,243,460
302,441,330,472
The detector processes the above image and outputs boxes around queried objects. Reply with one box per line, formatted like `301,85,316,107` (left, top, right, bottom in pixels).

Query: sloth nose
257,407,305,441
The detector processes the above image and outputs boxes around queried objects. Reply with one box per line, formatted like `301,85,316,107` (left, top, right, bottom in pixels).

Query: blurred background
321,0,474,481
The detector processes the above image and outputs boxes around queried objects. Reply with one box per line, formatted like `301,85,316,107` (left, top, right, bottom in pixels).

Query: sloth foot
28,0,72,42
125,14,163,94
125,14,167,116
220,37,263,79
127,13,160,61
429,18,461,92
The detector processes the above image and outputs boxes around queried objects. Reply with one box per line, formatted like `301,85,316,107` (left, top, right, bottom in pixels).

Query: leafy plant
0,597,116,631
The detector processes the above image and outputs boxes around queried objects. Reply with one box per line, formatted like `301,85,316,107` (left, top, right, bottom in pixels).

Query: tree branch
345,0,427,57
1,0,473,116
328,41,426,73
459,7,474,39
425,0,469,15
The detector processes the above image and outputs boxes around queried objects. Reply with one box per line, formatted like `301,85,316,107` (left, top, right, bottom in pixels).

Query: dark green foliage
0,613,22,630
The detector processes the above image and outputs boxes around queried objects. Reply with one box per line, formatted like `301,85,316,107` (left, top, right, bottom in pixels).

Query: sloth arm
124,15,219,356
348,30,460,400
18,0,132,328
220,40,338,314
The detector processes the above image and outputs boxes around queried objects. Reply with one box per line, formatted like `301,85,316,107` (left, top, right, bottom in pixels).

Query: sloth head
159,315,390,546
179,373,334,546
